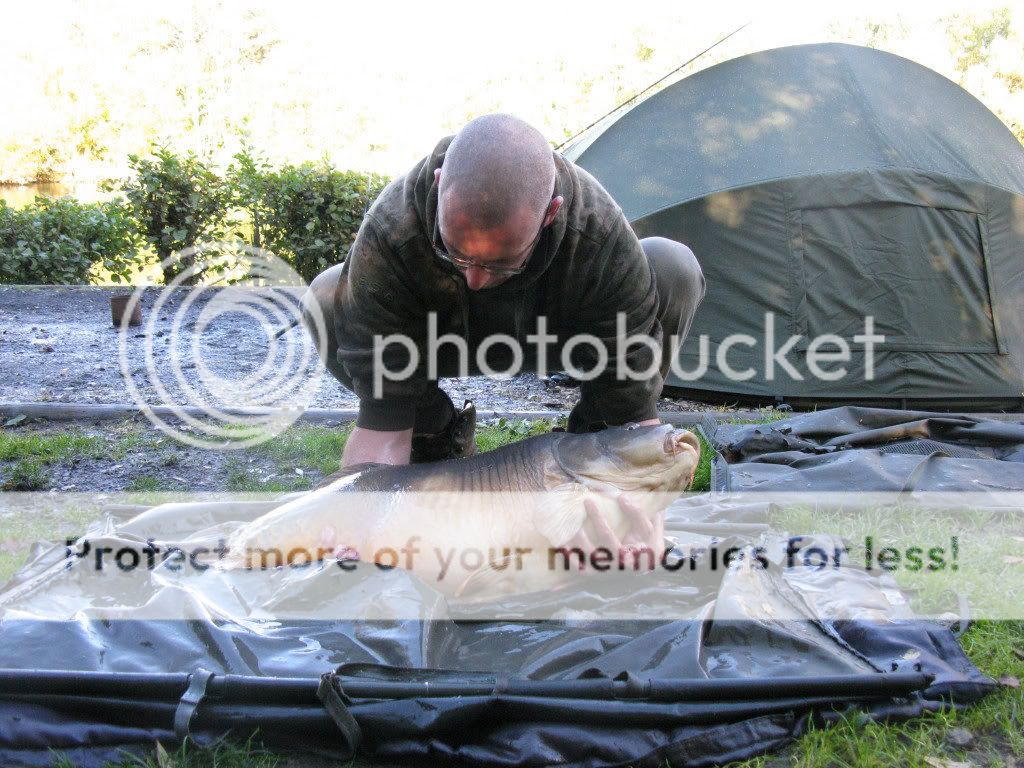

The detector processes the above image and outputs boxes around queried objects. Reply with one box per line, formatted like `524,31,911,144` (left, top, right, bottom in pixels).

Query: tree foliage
943,7,1023,142
226,144,273,251
946,7,1013,75
0,196,142,285
122,147,231,284
231,156,388,283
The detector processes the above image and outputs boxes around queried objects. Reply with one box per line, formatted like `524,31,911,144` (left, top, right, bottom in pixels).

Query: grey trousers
304,237,705,434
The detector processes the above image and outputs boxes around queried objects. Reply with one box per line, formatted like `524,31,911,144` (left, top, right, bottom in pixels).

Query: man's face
434,168,558,291
437,207,541,291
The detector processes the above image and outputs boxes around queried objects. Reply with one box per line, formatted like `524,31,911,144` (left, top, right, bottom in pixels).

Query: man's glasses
434,207,548,276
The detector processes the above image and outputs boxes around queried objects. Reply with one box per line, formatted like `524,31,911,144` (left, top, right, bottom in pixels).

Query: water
0,183,104,208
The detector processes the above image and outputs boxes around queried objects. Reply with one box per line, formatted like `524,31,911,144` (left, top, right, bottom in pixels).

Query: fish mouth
664,428,701,459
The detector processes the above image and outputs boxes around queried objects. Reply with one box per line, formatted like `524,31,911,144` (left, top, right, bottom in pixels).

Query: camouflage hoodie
334,135,662,431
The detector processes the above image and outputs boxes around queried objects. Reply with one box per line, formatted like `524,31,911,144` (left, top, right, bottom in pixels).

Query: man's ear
434,168,441,184
544,195,563,226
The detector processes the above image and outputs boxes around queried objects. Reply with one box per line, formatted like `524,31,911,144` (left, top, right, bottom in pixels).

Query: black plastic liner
711,406,1024,492
0,407,1013,767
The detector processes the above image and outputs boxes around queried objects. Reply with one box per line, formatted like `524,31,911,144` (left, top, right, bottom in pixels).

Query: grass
126,475,166,493
718,409,791,425
219,422,355,492
1,458,50,490
57,735,283,768
0,430,106,463
250,422,353,477
733,621,1024,767
770,503,1024,620
0,488,111,584
223,456,312,493
0,420,165,491
0,416,764,581
475,415,565,452
690,427,713,492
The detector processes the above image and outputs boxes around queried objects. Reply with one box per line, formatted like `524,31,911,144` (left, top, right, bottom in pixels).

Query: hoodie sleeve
567,211,663,425
333,215,429,431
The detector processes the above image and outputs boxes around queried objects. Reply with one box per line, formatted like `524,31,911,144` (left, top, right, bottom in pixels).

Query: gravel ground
0,285,725,415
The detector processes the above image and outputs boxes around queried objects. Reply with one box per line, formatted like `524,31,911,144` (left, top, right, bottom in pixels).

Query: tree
945,7,1013,76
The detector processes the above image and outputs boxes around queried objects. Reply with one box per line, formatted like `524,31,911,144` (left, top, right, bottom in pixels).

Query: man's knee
640,237,705,305
302,264,346,341
304,264,345,323
301,263,346,379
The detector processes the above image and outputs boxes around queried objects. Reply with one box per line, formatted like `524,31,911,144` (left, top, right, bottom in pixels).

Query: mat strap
317,671,363,759
174,668,229,748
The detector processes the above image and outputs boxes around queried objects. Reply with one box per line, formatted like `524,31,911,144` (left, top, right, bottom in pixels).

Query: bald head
434,114,563,291
438,113,555,231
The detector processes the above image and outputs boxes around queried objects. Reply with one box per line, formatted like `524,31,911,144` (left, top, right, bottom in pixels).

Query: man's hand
341,426,413,467
567,494,666,571
562,418,665,570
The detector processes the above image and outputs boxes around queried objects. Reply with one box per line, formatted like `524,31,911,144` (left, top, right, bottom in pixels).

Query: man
304,113,705,554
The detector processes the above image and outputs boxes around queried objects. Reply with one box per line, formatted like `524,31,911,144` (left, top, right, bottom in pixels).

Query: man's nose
463,266,490,291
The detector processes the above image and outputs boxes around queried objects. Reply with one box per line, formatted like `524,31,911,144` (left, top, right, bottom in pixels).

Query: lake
0,183,105,208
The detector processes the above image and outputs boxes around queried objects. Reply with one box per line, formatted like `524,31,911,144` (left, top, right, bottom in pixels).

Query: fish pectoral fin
533,487,588,548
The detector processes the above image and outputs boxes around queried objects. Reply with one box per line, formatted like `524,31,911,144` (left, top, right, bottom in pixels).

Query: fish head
556,423,702,493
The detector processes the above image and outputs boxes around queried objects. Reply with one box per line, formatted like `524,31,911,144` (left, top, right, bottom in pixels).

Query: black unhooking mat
1,407,1019,767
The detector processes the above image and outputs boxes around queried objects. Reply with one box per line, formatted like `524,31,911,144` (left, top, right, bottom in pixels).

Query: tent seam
629,169,1024,225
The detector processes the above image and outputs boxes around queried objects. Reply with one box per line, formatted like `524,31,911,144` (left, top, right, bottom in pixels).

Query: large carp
226,423,700,599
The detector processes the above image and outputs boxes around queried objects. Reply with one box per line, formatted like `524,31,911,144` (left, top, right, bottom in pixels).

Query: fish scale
226,425,701,598
432,435,550,493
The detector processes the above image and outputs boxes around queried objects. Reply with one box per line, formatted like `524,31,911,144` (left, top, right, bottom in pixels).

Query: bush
0,196,142,285
255,160,389,283
0,147,389,286
226,144,273,252
123,146,231,285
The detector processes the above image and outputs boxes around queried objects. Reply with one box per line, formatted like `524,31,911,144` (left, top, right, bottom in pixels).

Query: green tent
566,43,1024,410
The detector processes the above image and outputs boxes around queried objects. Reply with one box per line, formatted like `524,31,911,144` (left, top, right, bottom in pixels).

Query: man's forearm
342,426,413,467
